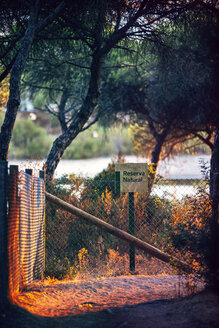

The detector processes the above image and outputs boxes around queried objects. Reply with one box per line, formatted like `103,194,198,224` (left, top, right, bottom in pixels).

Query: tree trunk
209,125,219,292
45,53,103,179
148,137,164,194
58,87,69,133
0,1,65,161
148,123,171,193
0,6,39,161
58,68,71,132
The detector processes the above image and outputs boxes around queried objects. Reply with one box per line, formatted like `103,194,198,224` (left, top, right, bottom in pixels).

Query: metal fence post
129,192,135,272
0,161,8,311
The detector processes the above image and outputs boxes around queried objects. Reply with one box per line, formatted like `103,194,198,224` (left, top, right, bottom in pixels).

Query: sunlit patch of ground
14,275,204,317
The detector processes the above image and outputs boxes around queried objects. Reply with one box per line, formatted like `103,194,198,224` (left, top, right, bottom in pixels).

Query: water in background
9,154,210,179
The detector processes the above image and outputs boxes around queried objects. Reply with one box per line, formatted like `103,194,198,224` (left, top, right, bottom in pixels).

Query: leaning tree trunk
148,124,171,194
148,138,164,194
0,7,39,160
45,53,103,179
209,125,219,292
0,1,64,160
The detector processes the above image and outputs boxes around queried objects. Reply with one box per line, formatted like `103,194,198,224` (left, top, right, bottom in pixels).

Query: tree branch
80,115,100,132
22,79,64,92
193,131,214,150
35,1,65,33
0,55,17,82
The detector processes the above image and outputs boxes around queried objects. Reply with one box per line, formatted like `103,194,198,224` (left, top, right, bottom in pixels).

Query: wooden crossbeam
46,191,192,273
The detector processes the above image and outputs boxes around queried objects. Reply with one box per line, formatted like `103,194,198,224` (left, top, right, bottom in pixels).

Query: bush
62,125,133,159
166,187,211,276
10,118,54,159
1,113,134,160
1,112,54,159
45,165,173,279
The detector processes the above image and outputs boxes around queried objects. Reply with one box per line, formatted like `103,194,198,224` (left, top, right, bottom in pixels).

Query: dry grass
46,249,175,281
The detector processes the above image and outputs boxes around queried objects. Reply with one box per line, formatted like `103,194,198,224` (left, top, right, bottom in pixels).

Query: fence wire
45,175,210,280
8,169,45,299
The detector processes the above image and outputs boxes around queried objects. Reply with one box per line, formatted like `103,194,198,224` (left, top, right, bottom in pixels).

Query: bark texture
149,130,169,192
148,116,172,193
58,87,69,133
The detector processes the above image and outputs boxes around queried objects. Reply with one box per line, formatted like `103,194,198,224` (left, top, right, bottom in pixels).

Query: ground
1,276,219,328
12,275,204,316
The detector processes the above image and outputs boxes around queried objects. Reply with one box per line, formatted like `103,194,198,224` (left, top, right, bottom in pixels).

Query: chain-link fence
45,174,210,281
0,161,210,311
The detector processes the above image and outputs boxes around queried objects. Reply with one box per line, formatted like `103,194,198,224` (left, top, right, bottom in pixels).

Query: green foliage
84,162,116,198
2,114,133,160
45,257,75,280
62,124,133,159
10,118,54,159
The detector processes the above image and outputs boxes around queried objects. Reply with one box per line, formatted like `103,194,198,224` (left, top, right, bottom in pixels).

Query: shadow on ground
1,290,219,328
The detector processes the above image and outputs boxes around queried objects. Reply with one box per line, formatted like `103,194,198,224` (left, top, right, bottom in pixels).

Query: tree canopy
97,10,218,182
0,0,218,178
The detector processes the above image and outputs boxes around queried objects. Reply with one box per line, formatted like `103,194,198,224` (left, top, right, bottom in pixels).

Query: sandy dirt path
15,275,204,317
1,278,218,328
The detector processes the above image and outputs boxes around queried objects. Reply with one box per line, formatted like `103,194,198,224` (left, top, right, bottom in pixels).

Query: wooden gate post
0,161,8,311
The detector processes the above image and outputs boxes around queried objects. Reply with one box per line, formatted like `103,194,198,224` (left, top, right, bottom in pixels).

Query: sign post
129,191,135,272
115,163,148,273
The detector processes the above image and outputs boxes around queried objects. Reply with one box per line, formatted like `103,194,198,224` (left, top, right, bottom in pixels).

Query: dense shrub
62,125,133,159
45,168,172,278
45,164,211,280
10,118,54,159
166,187,211,276
1,114,134,160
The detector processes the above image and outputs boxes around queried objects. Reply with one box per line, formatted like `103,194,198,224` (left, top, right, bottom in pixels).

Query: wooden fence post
0,161,8,311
